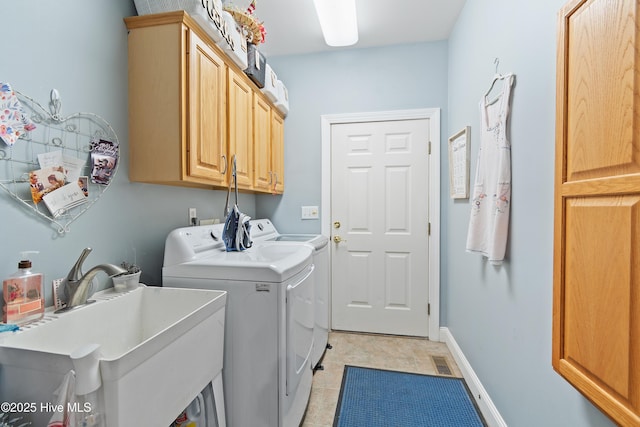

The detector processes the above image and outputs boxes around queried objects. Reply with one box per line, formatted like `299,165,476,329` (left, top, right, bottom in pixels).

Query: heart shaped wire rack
0,89,119,235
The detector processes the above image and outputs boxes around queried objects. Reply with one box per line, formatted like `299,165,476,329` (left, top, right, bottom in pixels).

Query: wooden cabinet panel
253,95,271,191
565,0,640,182
271,111,285,194
188,30,228,185
127,22,185,185
125,13,228,188
553,0,640,425
253,98,285,194
564,197,638,396
228,68,253,189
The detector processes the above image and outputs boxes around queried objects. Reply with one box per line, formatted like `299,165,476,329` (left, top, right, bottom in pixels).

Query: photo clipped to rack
28,150,90,218
90,138,119,185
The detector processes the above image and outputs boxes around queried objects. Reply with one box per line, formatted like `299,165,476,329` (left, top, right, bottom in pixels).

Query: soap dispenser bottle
2,251,44,324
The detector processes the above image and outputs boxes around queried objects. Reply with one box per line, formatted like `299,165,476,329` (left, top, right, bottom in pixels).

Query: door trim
320,108,441,340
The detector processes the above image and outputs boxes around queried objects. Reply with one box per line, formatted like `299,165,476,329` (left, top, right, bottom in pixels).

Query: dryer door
285,263,315,396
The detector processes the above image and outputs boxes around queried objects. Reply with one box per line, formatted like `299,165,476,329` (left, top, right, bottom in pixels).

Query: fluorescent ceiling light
312,0,358,47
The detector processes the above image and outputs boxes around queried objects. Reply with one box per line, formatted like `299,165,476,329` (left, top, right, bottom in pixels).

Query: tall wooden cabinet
553,1,640,425
125,11,285,194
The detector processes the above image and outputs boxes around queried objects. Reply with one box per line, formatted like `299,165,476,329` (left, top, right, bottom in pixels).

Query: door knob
333,235,346,243
333,221,341,229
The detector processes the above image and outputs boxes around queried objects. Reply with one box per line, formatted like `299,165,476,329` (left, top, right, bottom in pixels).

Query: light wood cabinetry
252,97,285,194
271,111,285,193
553,1,640,425
227,67,253,188
253,95,272,192
188,30,228,185
126,13,228,188
124,11,285,193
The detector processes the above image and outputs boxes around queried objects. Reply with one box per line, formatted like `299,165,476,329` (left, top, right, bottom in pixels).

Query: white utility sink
0,286,226,427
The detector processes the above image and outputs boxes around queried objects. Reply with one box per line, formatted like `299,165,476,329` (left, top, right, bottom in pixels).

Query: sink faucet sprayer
57,248,127,313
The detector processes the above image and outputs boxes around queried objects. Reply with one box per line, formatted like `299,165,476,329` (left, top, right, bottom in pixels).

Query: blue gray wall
257,42,449,232
0,0,255,300
445,0,615,426
0,0,620,425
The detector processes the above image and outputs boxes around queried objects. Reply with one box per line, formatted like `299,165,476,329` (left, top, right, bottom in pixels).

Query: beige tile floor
301,331,463,427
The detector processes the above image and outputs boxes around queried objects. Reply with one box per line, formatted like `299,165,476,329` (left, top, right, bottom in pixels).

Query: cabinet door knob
221,155,227,174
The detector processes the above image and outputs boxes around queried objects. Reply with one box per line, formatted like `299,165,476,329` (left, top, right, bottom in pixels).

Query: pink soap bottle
2,251,44,325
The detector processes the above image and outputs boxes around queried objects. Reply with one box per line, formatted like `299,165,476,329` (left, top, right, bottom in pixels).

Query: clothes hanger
484,58,513,100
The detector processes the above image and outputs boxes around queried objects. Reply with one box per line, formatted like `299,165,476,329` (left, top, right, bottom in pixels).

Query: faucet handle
67,247,92,282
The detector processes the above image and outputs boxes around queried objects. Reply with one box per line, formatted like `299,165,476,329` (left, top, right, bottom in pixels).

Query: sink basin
0,286,226,427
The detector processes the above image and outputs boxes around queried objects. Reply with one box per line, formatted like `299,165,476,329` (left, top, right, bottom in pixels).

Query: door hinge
428,141,431,155
428,303,431,316
428,222,431,236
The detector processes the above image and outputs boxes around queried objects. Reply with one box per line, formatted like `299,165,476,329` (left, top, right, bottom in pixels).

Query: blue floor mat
333,366,487,427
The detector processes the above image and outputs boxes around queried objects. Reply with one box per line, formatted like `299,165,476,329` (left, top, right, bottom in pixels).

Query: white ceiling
226,0,467,57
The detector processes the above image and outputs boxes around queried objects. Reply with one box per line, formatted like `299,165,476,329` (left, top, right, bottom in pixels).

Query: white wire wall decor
0,89,119,235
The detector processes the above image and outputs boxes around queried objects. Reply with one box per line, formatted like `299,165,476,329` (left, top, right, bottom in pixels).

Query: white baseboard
440,327,508,427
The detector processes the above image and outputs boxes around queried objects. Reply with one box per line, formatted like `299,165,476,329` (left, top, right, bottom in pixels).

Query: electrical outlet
301,206,319,220
189,208,197,226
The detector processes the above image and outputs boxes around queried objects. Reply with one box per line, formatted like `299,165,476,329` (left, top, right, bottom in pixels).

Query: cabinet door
271,111,284,194
187,30,228,185
228,68,253,188
253,95,272,191
553,1,640,425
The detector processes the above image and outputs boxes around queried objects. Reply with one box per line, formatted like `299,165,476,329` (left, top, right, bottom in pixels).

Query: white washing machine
250,219,331,370
162,224,314,427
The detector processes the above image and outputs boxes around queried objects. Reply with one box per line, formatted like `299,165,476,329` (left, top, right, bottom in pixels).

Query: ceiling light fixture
312,0,359,47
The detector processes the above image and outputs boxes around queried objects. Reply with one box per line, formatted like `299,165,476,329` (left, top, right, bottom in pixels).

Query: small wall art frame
448,126,470,199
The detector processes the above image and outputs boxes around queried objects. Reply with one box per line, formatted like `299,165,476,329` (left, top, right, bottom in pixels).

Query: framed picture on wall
448,126,470,199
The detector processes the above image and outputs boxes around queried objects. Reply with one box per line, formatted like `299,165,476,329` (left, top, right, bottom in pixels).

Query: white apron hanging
466,73,515,265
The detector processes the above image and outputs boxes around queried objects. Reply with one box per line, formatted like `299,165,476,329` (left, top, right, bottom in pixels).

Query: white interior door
330,118,431,336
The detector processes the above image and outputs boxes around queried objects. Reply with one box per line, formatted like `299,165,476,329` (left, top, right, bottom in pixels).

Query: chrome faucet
57,248,127,313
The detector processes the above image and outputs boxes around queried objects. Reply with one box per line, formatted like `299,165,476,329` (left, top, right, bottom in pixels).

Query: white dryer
250,219,331,370
162,224,314,427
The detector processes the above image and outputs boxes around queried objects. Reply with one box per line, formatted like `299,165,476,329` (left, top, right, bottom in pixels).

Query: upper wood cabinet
271,111,285,194
188,29,228,185
253,95,272,192
553,1,640,425
126,12,228,188
228,67,253,189
124,11,285,193
252,96,285,194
